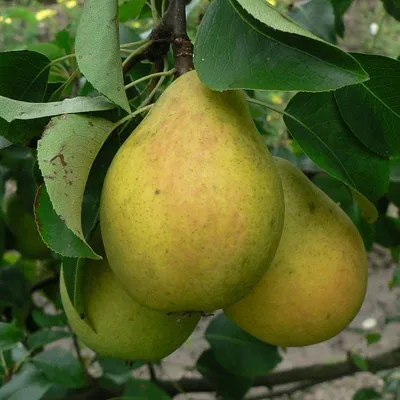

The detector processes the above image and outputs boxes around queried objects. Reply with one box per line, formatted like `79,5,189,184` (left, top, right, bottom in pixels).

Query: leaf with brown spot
38,114,115,259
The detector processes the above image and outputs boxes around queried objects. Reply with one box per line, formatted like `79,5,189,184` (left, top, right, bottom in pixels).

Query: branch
72,333,91,385
64,348,400,399
160,0,194,75
156,347,400,395
30,275,59,293
123,0,193,76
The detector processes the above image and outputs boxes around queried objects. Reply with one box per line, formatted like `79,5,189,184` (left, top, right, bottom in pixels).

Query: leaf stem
122,42,152,70
50,53,76,66
125,68,176,90
139,57,169,107
49,69,80,101
0,351,10,383
246,97,285,115
120,39,150,49
112,104,154,130
151,0,161,24
161,0,167,16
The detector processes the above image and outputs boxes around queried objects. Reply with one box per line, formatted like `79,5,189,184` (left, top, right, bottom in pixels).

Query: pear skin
100,71,284,312
225,157,368,347
60,259,200,360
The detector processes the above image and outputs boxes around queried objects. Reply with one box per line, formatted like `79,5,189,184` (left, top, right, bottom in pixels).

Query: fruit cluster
62,71,367,360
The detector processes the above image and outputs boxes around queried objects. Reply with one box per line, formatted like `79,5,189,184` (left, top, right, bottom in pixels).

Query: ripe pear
100,70,284,312
60,258,200,360
3,191,50,259
225,157,368,347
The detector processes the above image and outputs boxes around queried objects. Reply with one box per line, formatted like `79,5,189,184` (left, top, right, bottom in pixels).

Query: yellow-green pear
100,70,284,312
60,259,200,360
225,157,368,347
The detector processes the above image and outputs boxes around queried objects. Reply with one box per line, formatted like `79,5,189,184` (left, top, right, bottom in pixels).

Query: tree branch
30,274,59,293
123,0,193,76
64,348,400,399
156,348,400,395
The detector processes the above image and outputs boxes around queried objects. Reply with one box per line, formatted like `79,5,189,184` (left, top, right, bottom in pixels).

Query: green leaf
365,333,382,345
194,0,368,91
391,157,400,182
328,0,353,37
119,0,146,22
27,44,64,61
2,118,50,146
353,387,382,399
32,348,87,389
350,353,369,371
3,7,37,25
289,0,337,43
382,0,400,21
97,356,144,379
34,185,99,258
206,314,281,377
0,267,30,309
0,95,115,124
61,257,90,322
28,330,72,350
32,310,67,328
0,51,50,102
375,216,400,248
54,30,73,56
0,322,24,351
389,265,400,289
284,91,390,201
235,0,325,38
37,114,115,258
197,349,252,400
122,379,171,399
0,365,52,400
312,174,375,250
335,54,400,157
76,0,130,113
388,182,400,207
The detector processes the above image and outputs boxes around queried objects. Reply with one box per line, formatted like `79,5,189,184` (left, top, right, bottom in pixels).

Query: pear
225,157,368,347
60,258,200,360
100,70,284,312
3,191,50,259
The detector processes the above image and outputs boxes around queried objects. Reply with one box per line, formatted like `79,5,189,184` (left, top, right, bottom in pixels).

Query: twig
72,333,91,384
112,104,154,130
153,0,194,75
154,347,400,395
148,363,157,382
30,275,59,293
245,379,329,400
139,58,168,107
122,42,152,72
123,0,193,76
62,348,400,399
124,68,175,90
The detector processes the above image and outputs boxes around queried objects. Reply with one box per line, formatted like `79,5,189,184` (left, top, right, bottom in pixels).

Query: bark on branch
65,348,400,399
123,0,193,76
